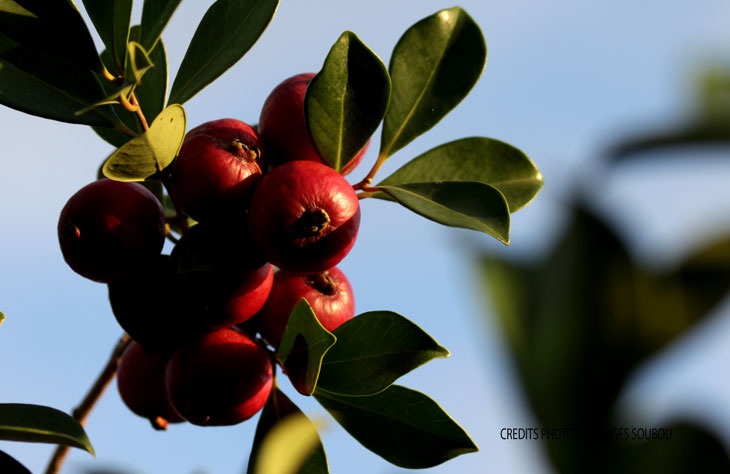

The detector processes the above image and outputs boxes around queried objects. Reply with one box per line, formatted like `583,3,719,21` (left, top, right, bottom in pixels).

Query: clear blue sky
2,1,730,473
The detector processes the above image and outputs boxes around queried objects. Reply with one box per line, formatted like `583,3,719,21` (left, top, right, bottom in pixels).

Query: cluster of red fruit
57,73,364,428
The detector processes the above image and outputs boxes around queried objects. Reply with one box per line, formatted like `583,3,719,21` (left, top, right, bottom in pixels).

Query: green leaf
315,385,477,468
0,311,4,327
102,104,186,181
93,28,169,147
82,0,132,74
0,403,94,455
0,0,104,72
140,0,182,52
0,32,119,126
276,299,337,396
168,0,279,105
248,388,328,474
381,7,486,158
0,450,31,474
379,181,510,244
376,137,543,213
317,311,449,396
128,41,153,83
304,31,390,172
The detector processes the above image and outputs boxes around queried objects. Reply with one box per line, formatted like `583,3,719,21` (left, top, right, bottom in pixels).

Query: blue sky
3,1,730,473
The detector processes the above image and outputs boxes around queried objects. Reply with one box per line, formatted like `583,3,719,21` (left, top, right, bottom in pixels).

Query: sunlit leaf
0,403,94,455
128,41,153,83
102,104,186,181
305,31,390,172
276,299,337,396
248,388,328,474
317,311,448,396
379,181,510,244
376,137,543,212
315,385,477,468
380,7,486,158
168,0,279,105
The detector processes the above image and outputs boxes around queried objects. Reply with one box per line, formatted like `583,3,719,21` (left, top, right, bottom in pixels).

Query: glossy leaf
315,385,477,468
0,403,94,454
376,137,543,212
305,31,390,172
0,0,103,72
0,450,31,474
168,0,279,105
380,7,486,158
82,0,132,74
102,104,186,181
317,311,449,396
140,0,182,51
248,388,328,474
379,182,510,244
276,299,337,396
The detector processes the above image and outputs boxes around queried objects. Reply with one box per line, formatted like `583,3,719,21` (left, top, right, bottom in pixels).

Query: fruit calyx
306,272,337,295
230,139,260,162
291,208,330,238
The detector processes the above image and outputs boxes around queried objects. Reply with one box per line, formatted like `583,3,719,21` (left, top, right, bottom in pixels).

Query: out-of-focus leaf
379,182,510,244
140,0,182,51
0,450,31,474
317,311,448,396
248,387,328,474
380,7,486,158
315,385,477,468
0,403,94,455
82,0,132,74
276,299,337,396
0,311,4,327
168,0,279,105
102,104,186,181
376,137,542,212
616,422,730,473
305,31,390,172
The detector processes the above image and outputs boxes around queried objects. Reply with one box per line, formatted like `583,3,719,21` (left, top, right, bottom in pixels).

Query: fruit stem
129,92,149,132
353,152,388,191
44,333,132,474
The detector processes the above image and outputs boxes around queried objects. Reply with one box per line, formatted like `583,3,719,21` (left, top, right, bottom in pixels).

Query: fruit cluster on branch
58,73,362,428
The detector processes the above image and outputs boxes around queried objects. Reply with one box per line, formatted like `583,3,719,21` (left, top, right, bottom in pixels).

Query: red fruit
256,267,355,348
58,179,165,283
170,222,274,330
247,160,360,274
117,341,184,429
259,73,369,175
165,328,273,426
165,118,265,222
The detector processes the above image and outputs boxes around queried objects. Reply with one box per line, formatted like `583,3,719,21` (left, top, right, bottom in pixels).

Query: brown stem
44,334,132,474
352,153,388,191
